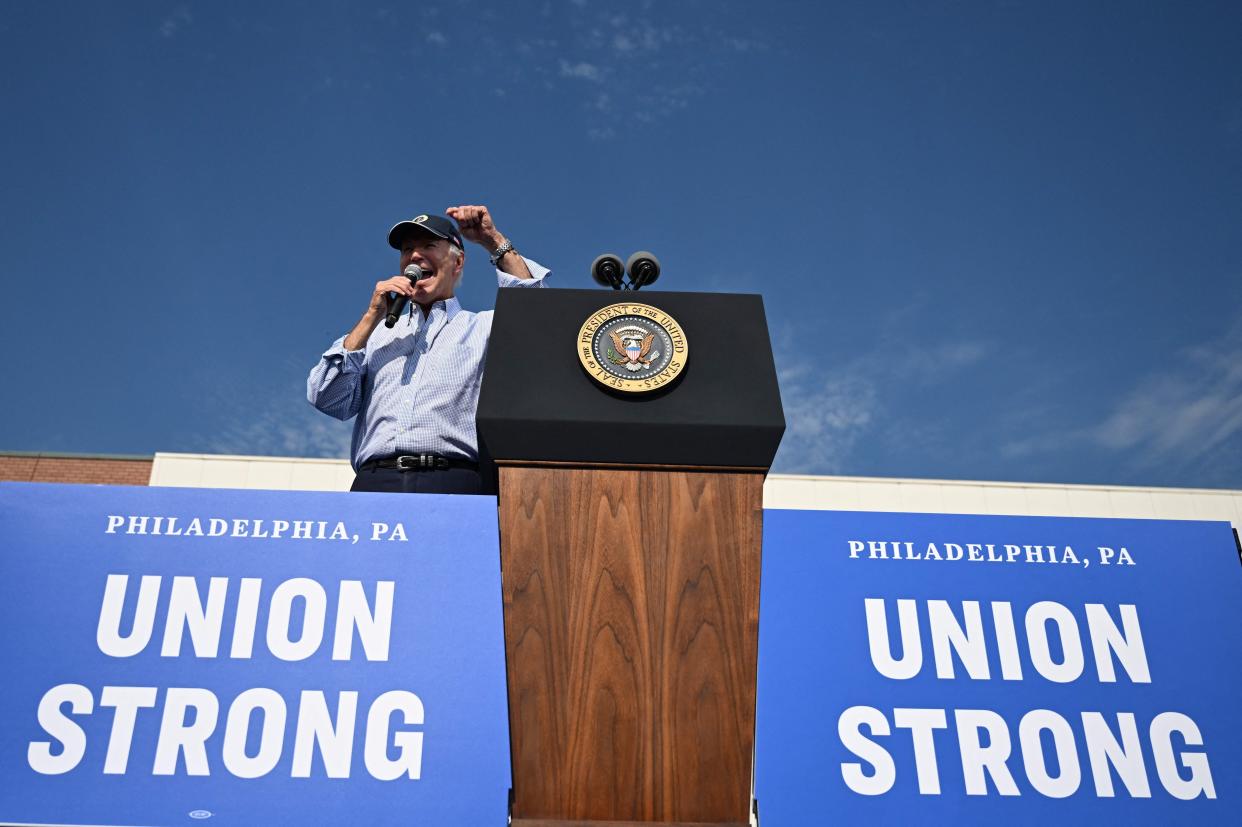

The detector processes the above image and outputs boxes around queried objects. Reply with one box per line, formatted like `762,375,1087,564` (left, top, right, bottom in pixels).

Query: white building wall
150,453,1242,536
763,474,1242,531
151,453,355,493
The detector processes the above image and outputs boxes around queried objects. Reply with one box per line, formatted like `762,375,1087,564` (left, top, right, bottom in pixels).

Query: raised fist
446,204,505,252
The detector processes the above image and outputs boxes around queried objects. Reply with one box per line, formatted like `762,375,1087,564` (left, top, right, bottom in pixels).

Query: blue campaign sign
0,482,511,826
755,509,1242,825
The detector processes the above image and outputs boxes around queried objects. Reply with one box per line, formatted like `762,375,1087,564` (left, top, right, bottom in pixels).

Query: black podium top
477,288,784,469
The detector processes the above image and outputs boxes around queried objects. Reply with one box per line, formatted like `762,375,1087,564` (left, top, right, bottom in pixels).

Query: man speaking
307,205,548,493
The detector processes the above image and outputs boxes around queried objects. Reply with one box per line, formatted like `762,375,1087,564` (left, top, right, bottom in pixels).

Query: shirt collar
414,296,461,347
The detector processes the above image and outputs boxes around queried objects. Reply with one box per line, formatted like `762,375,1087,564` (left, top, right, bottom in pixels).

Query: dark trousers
350,465,484,494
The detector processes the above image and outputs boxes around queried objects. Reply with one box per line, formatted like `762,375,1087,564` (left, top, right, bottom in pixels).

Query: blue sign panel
0,482,510,826
756,510,1242,825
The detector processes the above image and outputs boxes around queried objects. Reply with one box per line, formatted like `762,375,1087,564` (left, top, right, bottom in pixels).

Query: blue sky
3,1,1240,488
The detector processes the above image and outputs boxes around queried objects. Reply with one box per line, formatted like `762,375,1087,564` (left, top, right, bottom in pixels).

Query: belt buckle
395,454,448,471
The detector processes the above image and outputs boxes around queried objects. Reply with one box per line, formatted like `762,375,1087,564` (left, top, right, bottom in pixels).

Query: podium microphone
384,264,425,328
591,253,625,289
626,251,660,290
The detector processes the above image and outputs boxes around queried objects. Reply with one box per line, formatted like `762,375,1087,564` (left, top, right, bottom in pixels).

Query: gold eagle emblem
607,327,658,370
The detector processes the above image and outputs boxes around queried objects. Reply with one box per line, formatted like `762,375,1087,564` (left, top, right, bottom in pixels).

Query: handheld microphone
384,264,425,328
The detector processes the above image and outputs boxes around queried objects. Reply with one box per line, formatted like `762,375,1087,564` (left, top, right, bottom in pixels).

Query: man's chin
412,286,451,306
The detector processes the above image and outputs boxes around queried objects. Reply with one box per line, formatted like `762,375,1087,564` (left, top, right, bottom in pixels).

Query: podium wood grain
499,466,762,825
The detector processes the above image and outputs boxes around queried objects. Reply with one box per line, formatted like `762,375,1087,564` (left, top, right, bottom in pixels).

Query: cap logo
413,214,429,224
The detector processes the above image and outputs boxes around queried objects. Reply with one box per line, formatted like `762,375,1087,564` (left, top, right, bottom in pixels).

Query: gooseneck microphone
590,253,625,289
384,264,425,328
589,251,661,291
626,251,660,290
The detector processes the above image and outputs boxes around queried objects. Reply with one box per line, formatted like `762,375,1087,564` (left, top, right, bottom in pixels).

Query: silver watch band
489,239,515,266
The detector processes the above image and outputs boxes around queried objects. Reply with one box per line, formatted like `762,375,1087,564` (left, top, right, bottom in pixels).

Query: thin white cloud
1089,320,1242,466
774,361,876,474
545,4,765,137
159,5,192,38
903,342,990,378
210,398,351,460
722,36,767,53
559,59,602,81
200,365,352,460
770,324,990,474
426,31,447,46
998,315,1242,483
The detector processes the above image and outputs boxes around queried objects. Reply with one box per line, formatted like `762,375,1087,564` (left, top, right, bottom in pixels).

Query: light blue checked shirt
307,259,550,469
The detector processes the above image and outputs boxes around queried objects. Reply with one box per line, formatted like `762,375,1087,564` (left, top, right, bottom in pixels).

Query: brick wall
0,454,153,486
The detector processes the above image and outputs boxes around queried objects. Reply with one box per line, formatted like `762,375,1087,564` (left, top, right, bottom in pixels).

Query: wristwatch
489,239,515,267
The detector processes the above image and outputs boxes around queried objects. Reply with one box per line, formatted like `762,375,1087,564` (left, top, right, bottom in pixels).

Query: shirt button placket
409,330,428,412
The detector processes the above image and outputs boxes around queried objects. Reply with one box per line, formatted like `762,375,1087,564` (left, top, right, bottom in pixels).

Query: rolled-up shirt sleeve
497,257,551,288
307,335,367,420
308,257,547,427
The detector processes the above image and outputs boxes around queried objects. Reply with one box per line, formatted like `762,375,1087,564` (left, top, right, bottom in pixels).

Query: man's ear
451,249,466,285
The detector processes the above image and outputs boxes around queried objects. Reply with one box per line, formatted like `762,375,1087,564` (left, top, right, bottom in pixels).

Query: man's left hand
446,205,504,252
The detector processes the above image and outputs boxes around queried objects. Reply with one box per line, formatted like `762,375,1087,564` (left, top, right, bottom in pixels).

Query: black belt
360,453,479,472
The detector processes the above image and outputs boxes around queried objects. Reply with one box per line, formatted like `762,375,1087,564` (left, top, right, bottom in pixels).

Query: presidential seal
577,303,688,393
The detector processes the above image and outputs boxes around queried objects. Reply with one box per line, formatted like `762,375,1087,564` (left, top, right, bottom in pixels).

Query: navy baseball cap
387,213,464,250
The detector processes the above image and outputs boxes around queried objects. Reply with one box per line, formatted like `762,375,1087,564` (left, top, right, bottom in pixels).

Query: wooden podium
478,289,784,827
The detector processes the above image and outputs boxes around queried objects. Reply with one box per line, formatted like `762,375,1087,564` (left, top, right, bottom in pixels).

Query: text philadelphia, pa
105,514,410,544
